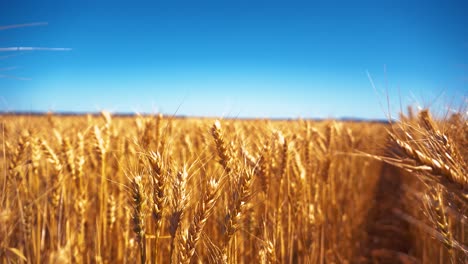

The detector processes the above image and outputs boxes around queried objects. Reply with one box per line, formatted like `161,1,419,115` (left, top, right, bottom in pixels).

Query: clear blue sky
1,0,467,119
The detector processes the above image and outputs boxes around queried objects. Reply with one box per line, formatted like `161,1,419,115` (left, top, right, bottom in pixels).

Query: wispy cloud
0,47,72,52
0,66,18,71
0,52,26,60
0,22,48,31
0,74,31,81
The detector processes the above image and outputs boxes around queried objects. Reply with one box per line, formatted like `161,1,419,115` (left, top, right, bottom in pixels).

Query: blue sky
1,0,467,119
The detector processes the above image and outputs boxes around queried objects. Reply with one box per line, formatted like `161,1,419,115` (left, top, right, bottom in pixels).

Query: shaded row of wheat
384,108,468,263
0,108,466,263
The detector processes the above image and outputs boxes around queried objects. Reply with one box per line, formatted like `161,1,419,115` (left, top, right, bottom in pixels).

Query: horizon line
0,110,390,123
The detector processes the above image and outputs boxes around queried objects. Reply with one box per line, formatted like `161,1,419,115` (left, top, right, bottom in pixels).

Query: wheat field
1,109,466,263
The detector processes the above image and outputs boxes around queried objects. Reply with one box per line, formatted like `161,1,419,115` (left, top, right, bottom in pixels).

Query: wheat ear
180,178,220,264
131,175,146,264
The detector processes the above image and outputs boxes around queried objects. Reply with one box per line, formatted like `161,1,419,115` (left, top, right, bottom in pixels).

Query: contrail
0,47,72,52
0,22,48,30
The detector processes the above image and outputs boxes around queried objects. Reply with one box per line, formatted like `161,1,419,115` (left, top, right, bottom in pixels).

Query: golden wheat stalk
179,178,220,264
223,168,254,262
424,187,455,263
169,170,188,264
147,151,167,262
212,120,232,174
131,175,146,264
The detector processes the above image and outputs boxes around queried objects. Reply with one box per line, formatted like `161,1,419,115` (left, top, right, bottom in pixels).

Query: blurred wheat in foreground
0,108,466,263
